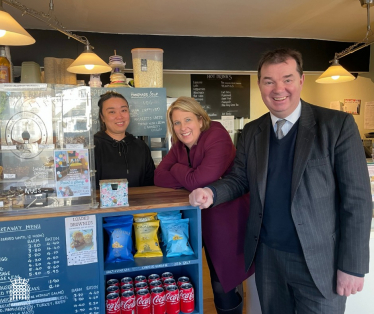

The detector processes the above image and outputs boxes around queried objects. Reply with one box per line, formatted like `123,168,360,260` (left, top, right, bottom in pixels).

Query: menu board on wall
191,75,250,119
90,88,167,137
0,217,102,314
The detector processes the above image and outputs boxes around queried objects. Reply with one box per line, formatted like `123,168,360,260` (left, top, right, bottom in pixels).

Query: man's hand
336,270,365,297
189,188,213,209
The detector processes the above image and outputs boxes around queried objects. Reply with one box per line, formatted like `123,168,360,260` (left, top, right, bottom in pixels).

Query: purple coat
155,121,254,292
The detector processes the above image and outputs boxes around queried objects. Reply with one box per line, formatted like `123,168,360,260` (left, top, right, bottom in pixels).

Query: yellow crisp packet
133,212,158,223
134,220,163,258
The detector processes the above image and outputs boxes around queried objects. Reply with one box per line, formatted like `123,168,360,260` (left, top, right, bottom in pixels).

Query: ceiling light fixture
0,0,35,45
316,0,374,84
3,0,111,74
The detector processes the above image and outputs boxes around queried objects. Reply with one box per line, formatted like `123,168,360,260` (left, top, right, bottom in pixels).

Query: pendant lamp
316,0,373,84
315,58,356,84
0,0,35,45
67,42,111,74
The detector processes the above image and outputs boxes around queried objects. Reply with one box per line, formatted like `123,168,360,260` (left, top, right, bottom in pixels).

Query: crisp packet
133,212,158,223
157,211,182,221
133,220,163,258
104,221,134,263
104,215,133,224
162,219,194,257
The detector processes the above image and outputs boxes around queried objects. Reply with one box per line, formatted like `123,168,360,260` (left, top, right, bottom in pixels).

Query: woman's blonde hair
166,96,211,144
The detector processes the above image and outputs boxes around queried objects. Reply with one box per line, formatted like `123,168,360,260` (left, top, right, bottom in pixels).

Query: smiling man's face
258,58,304,118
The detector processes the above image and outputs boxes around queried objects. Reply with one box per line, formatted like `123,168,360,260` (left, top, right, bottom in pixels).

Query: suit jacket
155,121,254,292
210,100,372,299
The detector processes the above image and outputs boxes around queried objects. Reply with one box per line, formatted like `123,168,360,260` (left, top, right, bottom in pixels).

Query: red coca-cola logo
122,298,135,310
152,294,166,305
166,293,179,303
106,300,120,311
180,291,194,301
137,297,151,306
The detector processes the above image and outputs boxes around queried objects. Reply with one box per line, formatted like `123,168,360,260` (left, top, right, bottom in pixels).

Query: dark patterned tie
276,119,286,139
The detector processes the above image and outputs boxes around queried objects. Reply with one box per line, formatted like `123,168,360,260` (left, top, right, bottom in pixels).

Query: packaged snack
133,220,162,258
157,211,182,221
104,215,133,224
104,221,134,263
162,219,194,257
133,212,157,223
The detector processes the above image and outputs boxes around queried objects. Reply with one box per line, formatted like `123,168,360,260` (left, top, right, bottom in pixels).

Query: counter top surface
0,186,192,221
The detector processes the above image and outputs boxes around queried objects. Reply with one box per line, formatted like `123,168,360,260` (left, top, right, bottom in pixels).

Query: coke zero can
179,283,194,313
107,285,119,295
148,274,160,283
135,275,147,284
165,285,180,314
135,282,148,292
151,287,166,314
136,288,151,314
121,290,136,314
121,283,134,293
163,278,176,287
121,276,134,286
107,278,120,287
149,280,163,289
177,277,189,287
161,272,173,282
106,292,120,314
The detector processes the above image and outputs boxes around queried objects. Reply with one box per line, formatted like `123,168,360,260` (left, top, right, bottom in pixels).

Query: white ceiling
3,0,374,43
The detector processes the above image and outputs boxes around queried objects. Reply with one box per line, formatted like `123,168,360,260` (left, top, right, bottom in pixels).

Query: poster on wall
54,149,91,198
343,99,361,115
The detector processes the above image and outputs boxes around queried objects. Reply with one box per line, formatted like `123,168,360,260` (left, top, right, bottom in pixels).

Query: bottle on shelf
0,46,11,83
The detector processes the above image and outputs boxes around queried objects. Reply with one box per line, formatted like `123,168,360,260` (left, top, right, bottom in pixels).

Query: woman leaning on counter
94,91,155,188
155,97,259,314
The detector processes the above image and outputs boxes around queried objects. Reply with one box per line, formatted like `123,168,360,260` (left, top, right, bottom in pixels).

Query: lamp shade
0,9,35,45
316,59,356,84
67,45,111,74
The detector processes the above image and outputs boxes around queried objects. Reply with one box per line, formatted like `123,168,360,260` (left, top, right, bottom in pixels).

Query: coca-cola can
151,287,166,314
121,276,134,286
107,285,120,295
121,290,136,314
148,274,160,283
135,282,149,292
179,283,194,313
136,288,151,314
106,292,121,314
121,284,134,294
177,277,190,287
163,278,176,287
149,280,163,289
107,278,120,287
165,285,180,314
135,275,147,284
161,272,173,282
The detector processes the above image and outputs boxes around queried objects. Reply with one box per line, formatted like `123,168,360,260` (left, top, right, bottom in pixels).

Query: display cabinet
0,83,97,212
0,187,203,314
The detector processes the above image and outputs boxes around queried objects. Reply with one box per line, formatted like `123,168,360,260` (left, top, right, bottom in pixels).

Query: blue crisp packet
104,215,133,224
157,211,182,221
104,221,134,263
162,219,194,257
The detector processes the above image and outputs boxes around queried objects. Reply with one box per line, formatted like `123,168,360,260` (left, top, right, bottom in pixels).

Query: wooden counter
0,186,191,221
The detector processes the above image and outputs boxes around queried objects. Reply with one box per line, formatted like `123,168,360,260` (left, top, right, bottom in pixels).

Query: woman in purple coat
155,97,256,314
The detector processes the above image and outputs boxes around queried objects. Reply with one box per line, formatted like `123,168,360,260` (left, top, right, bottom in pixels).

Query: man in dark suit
189,48,372,313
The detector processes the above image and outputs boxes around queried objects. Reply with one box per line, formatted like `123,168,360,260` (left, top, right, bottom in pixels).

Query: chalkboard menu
191,75,251,119
90,88,167,137
0,217,102,314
